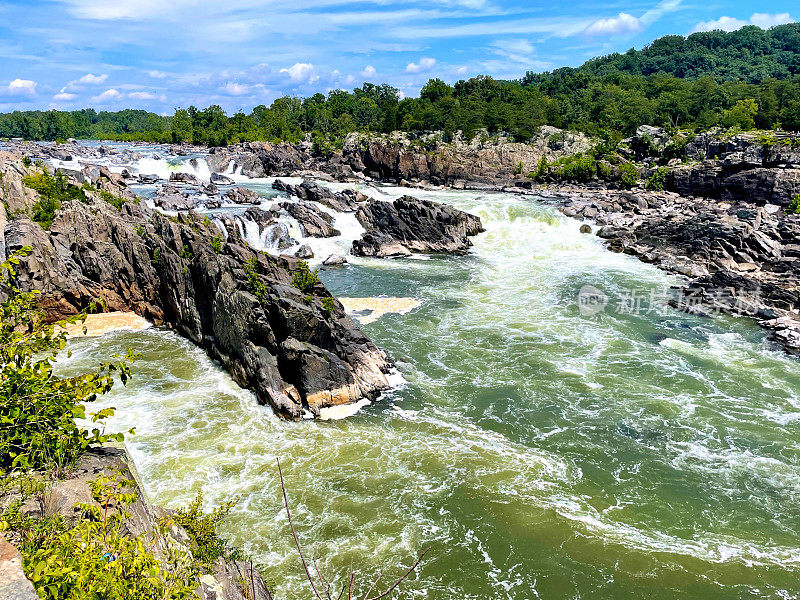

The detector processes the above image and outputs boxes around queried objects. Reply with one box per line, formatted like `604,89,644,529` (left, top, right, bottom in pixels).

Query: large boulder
352,195,484,257
279,201,340,238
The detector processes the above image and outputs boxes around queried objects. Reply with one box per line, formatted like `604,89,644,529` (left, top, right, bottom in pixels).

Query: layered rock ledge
0,152,392,419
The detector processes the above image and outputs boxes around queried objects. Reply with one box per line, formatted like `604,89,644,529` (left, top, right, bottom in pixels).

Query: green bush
618,162,639,189
322,297,335,315
530,155,549,181
555,154,597,182
2,471,198,600
292,260,319,294
787,194,800,215
646,167,669,191
151,248,162,266
173,493,241,568
210,235,223,253
23,169,86,229
243,256,267,301
0,248,132,471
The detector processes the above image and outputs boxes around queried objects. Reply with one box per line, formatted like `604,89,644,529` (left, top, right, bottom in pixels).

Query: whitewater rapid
55,144,800,600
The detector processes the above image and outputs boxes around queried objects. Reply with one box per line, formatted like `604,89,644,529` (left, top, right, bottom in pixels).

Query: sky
0,0,795,114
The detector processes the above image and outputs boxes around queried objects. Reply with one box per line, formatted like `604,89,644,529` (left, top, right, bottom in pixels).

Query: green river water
58,187,800,599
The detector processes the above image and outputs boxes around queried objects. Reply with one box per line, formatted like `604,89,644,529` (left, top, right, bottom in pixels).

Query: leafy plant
23,169,86,229
151,248,162,266
321,297,335,315
180,245,193,260
530,155,548,181
172,493,241,568
243,256,267,301
210,235,223,253
618,162,639,189
7,471,198,600
292,260,319,294
787,194,800,215
646,167,669,191
0,248,133,471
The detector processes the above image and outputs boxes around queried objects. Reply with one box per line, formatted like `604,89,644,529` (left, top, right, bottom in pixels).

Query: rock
0,535,38,600
279,201,340,238
211,172,234,185
225,186,261,205
169,172,201,185
2,155,392,418
352,195,484,258
273,179,359,212
203,182,218,195
322,254,347,266
580,224,592,234
295,244,314,259
138,173,160,184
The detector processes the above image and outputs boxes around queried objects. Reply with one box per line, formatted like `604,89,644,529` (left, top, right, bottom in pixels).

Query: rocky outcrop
278,201,340,238
352,196,484,258
225,186,261,205
341,128,592,186
273,179,364,212
1,155,392,419
0,536,38,600
666,162,800,206
541,184,800,354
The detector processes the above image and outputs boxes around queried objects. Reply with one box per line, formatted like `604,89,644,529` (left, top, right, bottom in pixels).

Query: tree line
1,23,799,147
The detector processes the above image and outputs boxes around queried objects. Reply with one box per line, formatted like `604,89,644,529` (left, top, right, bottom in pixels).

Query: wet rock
225,186,261,205
211,172,234,185
279,201,340,238
580,224,592,234
352,195,484,257
138,173,160,184
322,254,347,266
273,179,359,212
2,156,392,418
169,172,201,185
295,244,314,259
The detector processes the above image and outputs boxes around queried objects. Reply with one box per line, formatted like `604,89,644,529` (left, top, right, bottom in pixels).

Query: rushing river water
57,180,800,599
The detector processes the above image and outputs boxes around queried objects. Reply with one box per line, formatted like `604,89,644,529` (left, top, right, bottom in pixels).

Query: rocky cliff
0,152,392,419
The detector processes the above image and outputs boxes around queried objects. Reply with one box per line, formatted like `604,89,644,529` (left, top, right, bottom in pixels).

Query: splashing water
57,180,800,598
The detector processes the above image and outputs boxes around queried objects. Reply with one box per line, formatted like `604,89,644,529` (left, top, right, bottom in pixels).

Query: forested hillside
1,23,798,145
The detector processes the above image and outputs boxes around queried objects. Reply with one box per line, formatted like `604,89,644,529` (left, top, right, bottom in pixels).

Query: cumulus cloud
220,81,250,95
584,12,643,36
691,12,794,33
280,62,318,84
148,70,169,79
405,57,436,73
91,88,122,103
78,73,108,84
53,87,77,101
129,91,158,100
361,65,377,78
6,78,37,96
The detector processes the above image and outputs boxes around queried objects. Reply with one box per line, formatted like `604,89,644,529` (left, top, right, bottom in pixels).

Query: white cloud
91,88,122,102
53,87,77,101
584,12,642,36
455,66,469,76
148,70,169,79
280,62,318,84
220,81,249,95
405,57,436,73
691,12,794,33
129,91,157,100
6,78,37,96
78,73,107,84
361,65,377,78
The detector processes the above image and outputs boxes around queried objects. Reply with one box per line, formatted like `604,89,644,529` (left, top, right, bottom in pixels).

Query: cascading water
57,179,800,599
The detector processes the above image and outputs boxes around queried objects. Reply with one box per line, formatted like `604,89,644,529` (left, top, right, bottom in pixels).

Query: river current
54,147,800,599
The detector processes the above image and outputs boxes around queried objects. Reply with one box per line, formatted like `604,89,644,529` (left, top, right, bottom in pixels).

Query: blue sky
0,0,794,114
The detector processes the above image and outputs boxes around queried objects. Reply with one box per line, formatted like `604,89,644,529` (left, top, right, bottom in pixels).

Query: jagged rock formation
278,201,340,238
340,128,592,186
272,179,364,212
540,185,800,354
352,196,485,258
0,154,392,418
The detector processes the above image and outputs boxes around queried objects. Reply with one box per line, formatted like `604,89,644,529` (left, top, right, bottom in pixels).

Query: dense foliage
0,248,132,470
1,470,200,600
0,24,798,145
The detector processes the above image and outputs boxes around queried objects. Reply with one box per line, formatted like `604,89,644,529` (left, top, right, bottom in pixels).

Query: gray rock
322,254,347,266
295,244,314,259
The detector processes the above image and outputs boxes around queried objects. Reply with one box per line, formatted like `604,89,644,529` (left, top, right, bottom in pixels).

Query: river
55,156,800,599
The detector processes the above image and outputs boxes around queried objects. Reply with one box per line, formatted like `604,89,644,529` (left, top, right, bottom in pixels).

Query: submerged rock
352,195,484,257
